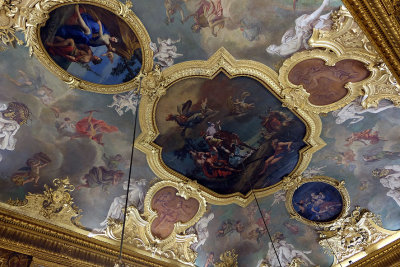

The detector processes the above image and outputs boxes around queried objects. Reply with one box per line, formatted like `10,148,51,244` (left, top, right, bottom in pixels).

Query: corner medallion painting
155,73,306,196
40,4,142,85
286,177,350,226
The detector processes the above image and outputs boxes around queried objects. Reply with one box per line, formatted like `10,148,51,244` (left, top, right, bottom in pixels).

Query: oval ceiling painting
154,73,307,196
40,4,142,85
291,181,344,223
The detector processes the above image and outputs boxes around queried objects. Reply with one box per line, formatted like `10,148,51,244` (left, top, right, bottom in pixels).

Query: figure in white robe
89,179,147,236
374,165,400,206
267,0,332,57
191,212,214,251
0,103,21,162
265,233,314,267
150,37,183,69
332,97,395,125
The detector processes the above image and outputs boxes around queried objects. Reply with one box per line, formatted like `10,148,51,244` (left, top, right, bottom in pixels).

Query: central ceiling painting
155,73,307,195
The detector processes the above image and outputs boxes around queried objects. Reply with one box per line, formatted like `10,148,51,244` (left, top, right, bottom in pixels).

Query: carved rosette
319,207,398,266
4,178,82,228
136,47,326,206
306,5,400,109
105,180,207,266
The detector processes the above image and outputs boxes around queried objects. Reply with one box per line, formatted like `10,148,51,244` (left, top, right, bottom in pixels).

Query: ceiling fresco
41,4,142,85
132,0,342,70
155,73,306,195
1,0,400,266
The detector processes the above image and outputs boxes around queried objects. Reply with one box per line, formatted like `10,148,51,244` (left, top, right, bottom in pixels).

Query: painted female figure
55,5,119,60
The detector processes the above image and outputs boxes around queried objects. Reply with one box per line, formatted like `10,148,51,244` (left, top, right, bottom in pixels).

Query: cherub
150,37,183,69
108,90,140,116
164,0,188,25
11,152,51,186
227,91,255,115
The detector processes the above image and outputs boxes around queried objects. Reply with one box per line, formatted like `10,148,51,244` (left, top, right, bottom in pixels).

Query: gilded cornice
341,0,400,84
349,234,400,266
0,205,179,267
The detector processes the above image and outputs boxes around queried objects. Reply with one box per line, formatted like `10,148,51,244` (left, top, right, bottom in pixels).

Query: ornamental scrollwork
307,5,400,110
0,0,153,93
105,180,207,266
319,206,397,266
0,0,23,47
6,177,82,228
136,47,325,206
214,249,238,267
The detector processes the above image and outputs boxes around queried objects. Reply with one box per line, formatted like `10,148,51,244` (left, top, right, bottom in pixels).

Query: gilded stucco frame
23,0,152,93
105,180,207,266
136,48,325,207
285,176,350,227
279,49,375,114
278,6,400,114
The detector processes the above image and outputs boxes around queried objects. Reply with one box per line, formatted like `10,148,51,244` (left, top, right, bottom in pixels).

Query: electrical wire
242,159,282,267
117,77,143,264
252,190,283,267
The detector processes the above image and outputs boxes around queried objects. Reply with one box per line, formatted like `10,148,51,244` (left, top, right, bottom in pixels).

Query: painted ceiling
1,0,400,266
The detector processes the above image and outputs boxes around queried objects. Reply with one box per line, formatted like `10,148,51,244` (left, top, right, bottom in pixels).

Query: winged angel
166,98,216,136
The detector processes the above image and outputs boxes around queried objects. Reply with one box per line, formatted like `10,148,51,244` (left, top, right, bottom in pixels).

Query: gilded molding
105,180,207,266
307,5,400,109
340,0,400,85
349,234,400,267
285,176,350,227
136,47,326,207
0,207,169,267
319,206,400,267
1,0,153,93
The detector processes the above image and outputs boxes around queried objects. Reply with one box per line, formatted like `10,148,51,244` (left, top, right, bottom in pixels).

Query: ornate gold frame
340,0,400,84
105,180,207,265
136,47,325,206
285,176,350,227
319,207,400,267
308,6,400,109
22,0,152,93
279,49,375,114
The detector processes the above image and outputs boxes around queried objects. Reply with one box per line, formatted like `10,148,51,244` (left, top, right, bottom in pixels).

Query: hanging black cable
252,190,283,267
117,76,143,266
241,160,282,267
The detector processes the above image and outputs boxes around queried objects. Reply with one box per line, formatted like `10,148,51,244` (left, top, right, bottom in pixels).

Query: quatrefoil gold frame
279,49,376,114
24,0,152,93
136,48,326,207
285,176,350,227
106,180,207,265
